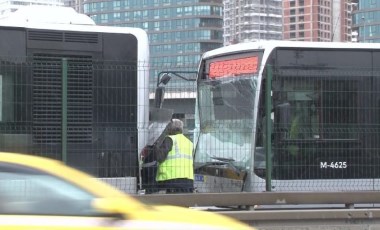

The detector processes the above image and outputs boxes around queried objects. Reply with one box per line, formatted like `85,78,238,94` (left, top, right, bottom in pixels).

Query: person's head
167,119,183,135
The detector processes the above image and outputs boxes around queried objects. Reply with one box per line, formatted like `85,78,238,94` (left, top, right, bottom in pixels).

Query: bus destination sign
209,56,258,78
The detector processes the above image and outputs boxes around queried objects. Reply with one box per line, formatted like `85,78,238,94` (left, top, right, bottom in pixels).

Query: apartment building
224,0,283,45
283,0,354,42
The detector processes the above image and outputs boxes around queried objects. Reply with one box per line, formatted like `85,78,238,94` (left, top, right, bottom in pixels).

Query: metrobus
193,41,380,192
0,6,150,190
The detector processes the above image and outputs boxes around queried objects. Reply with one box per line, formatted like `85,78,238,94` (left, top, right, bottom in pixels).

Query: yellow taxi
0,152,254,230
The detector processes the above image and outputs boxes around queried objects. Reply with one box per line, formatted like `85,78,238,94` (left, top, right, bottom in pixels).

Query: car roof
0,152,144,209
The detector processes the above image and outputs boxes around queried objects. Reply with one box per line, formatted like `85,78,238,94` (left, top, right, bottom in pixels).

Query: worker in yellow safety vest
154,119,194,193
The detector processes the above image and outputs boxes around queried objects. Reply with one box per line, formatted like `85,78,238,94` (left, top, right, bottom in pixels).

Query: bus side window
274,102,291,140
0,73,14,122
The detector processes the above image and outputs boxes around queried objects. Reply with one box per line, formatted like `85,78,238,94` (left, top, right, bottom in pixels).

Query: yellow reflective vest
156,134,194,181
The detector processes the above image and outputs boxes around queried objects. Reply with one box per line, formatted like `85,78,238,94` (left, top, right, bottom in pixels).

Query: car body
0,152,254,230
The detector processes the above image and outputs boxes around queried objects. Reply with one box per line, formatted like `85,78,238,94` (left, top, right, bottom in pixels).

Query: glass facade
83,0,224,71
354,0,380,42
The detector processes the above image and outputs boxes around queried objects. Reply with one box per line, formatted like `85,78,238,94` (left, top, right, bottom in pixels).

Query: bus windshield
194,75,258,169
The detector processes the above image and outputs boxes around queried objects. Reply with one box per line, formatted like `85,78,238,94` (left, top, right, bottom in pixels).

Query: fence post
265,65,273,191
61,58,68,163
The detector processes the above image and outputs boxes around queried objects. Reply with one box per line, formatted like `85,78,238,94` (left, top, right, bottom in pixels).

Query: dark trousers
158,178,194,193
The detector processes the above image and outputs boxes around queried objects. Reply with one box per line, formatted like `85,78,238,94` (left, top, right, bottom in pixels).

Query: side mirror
155,86,165,108
158,74,171,86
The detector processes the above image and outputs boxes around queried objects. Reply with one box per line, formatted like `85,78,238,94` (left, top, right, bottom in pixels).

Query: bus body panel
195,41,380,192
0,10,149,186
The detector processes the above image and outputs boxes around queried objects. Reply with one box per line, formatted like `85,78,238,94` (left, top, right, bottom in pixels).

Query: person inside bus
153,119,194,193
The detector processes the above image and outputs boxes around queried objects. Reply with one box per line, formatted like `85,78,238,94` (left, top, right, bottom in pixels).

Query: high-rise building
331,0,355,42
223,0,283,45
353,0,380,43
0,0,63,18
83,1,223,69
350,0,359,42
283,0,355,42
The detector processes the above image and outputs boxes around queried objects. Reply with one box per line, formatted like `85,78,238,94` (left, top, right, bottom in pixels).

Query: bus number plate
320,162,347,169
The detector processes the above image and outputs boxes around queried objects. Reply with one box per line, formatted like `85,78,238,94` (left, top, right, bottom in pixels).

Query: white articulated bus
193,41,380,192
0,6,151,192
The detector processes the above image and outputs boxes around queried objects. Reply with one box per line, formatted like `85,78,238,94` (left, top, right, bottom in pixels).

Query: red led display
209,56,259,79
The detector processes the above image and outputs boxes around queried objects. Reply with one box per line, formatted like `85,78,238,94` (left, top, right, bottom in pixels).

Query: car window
0,162,99,216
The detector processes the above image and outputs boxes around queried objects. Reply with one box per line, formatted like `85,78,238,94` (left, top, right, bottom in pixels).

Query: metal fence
0,56,198,194
190,65,380,194
3,57,380,195
0,56,147,176
265,67,380,191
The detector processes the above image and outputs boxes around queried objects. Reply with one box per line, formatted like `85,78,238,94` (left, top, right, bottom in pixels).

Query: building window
124,0,129,8
290,1,296,7
177,7,183,16
299,16,304,22
154,21,159,31
371,25,376,35
299,0,304,6
113,1,120,10
299,31,304,37
299,8,304,14
162,8,169,18
100,2,105,10
299,24,304,30
290,24,296,30
113,12,120,21
100,14,108,23
290,32,296,38
142,22,148,30
290,9,296,15
134,10,141,19
175,20,182,29
290,17,296,23
142,10,148,19
184,6,192,15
